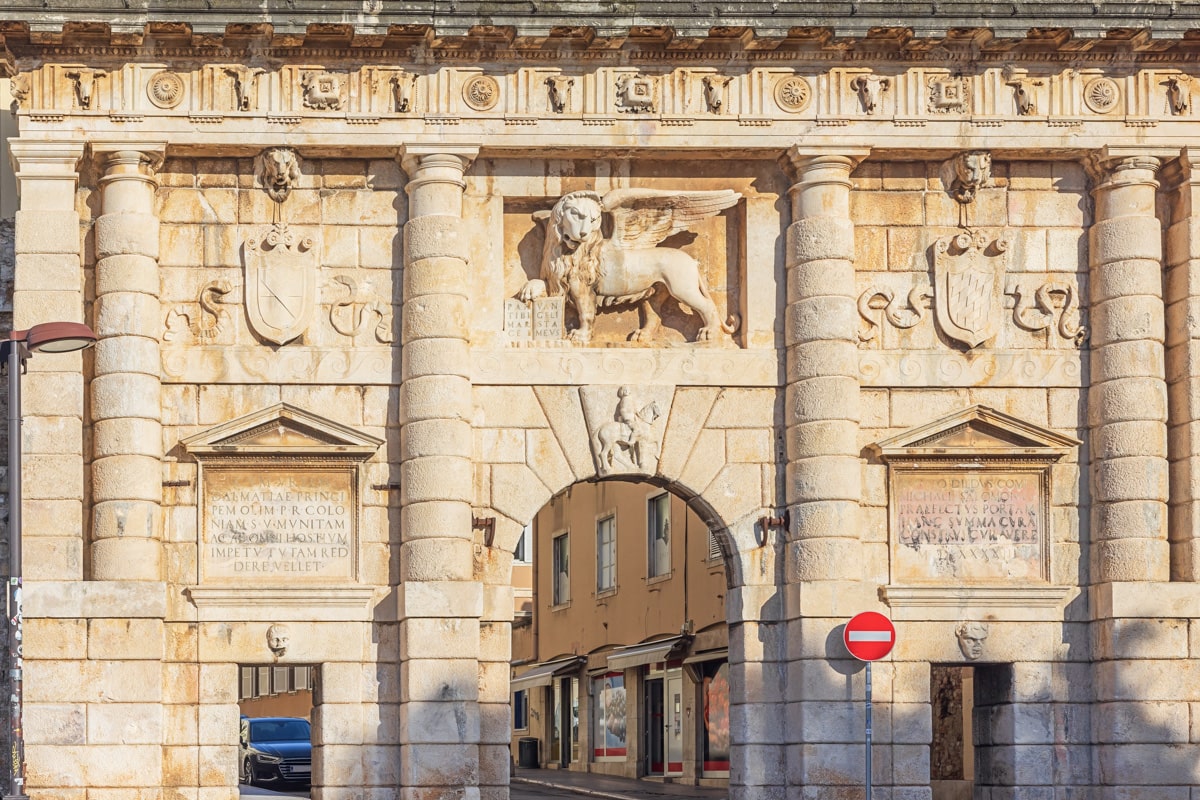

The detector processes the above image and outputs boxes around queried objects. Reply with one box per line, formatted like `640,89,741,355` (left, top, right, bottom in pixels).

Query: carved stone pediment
182,402,383,462
870,406,1079,593
869,404,1080,463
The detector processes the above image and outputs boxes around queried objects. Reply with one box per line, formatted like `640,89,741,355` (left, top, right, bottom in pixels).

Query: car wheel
241,757,253,786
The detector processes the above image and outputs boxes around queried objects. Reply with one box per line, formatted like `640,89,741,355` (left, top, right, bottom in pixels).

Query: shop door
665,671,684,776
644,677,664,775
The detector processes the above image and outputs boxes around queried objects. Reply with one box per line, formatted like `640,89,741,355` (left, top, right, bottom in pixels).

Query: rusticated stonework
1,11,1199,800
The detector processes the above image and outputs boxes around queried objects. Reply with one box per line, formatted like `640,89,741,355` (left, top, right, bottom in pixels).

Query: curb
511,776,643,800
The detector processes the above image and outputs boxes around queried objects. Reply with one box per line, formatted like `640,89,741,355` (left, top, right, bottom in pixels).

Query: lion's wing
602,188,741,250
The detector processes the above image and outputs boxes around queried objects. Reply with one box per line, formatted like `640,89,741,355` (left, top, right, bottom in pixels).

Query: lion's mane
541,193,604,295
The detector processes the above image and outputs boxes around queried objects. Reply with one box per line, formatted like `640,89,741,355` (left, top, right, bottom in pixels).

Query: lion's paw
518,280,547,302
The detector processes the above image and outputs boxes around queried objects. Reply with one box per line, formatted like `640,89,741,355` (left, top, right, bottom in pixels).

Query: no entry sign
843,611,896,661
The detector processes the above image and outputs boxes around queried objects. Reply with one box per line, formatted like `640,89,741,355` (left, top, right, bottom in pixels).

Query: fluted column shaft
783,148,868,582
90,145,166,581
8,141,86,580
1088,153,1169,583
397,145,483,799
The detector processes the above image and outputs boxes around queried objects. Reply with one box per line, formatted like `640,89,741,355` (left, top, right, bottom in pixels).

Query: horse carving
518,188,741,344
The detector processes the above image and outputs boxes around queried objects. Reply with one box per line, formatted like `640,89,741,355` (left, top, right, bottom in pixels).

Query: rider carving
518,189,741,344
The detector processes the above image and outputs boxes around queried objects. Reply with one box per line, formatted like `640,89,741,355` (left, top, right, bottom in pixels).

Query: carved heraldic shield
243,223,317,345
933,230,1010,348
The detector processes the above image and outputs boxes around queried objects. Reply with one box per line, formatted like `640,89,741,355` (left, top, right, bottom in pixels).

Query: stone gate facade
1,4,1200,799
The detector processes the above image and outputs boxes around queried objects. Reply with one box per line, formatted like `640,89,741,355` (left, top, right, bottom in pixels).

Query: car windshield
249,719,310,742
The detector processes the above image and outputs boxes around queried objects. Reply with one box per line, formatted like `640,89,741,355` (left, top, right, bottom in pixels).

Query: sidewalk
513,768,728,800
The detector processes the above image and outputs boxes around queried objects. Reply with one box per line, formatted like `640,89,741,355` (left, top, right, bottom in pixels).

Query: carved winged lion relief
518,188,741,344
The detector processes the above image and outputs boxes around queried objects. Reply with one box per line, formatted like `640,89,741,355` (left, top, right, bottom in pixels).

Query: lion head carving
949,150,992,204
536,191,605,293
255,147,302,204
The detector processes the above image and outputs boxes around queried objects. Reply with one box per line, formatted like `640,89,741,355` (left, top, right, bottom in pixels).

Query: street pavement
237,771,727,800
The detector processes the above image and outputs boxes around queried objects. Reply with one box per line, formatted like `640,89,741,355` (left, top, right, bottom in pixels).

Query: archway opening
506,478,736,788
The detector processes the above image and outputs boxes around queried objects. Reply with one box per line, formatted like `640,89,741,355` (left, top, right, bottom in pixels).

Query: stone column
90,144,166,581
397,145,483,799
1087,150,1169,583
1164,148,1200,581
7,141,86,580
478,545,515,800
783,146,869,582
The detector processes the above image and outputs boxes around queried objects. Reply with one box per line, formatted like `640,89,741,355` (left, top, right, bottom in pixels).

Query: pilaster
89,142,167,582
1087,149,1169,584
1164,147,1200,582
397,144,485,800
8,140,86,581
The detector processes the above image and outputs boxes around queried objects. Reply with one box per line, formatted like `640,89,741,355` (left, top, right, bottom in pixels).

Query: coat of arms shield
243,223,317,345
933,229,1011,348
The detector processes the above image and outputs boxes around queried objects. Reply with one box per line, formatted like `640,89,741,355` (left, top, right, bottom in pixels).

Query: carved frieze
463,75,500,111
301,71,344,110
616,73,658,113
1084,77,1121,114
546,75,573,113
928,75,968,113
65,68,106,109
1162,75,1191,115
852,73,889,115
147,71,185,109
702,75,732,114
391,70,416,112
773,75,811,113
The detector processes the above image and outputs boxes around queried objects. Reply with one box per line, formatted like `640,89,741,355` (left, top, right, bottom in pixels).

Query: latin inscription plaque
201,468,356,583
892,469,1047,583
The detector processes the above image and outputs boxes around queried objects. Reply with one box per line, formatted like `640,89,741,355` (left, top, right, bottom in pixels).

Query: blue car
239,716,312,787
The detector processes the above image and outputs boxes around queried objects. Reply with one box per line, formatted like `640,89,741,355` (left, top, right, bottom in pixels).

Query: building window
592,672,628,759
597,515,616,593
648,492,671,578
514,523,532,564
513,689,529,731
553,531,570,605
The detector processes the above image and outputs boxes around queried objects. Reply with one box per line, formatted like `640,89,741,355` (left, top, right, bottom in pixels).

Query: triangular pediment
181,403,382,460
869,405,1080,461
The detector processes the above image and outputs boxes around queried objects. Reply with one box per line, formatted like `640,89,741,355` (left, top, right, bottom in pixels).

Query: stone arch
472,382,782,589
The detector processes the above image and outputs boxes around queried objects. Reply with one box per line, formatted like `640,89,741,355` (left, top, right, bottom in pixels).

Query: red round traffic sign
843,611,896,661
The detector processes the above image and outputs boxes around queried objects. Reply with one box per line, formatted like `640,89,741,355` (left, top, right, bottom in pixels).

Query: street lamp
2,321,96,800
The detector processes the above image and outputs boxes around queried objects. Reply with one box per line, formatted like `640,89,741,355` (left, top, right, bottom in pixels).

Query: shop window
553,531,570,605
591,672,628,759
701,660,730,774
597,515,616,593
513,689,529,731
647,493,671,578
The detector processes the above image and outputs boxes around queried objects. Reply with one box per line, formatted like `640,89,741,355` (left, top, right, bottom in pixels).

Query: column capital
90,141,167,174
783,145,870,180
398,144,479,179
1085,145,1174,189
8,140,85,186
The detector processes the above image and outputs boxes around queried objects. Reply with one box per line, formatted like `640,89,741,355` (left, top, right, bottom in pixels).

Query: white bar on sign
847,631,892,642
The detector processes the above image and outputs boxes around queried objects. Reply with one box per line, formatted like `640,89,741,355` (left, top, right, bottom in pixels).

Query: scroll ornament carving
164,281,234,343
594,386,663,475
329,275,394,344
255,147,302,205
858,285,932,342
9,74,29,110
546,75,574,113
147,71,185,109
65,68,106,109
517,189,741,344
1011,282,1087,346
774,76,812,113
616,73,657,113
852,74,889,115
1084,77,1121,114
702,75,732,114
301,71,343,111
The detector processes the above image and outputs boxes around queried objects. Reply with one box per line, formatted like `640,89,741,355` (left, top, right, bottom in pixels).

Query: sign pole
843,611,894,800
865,660,872,800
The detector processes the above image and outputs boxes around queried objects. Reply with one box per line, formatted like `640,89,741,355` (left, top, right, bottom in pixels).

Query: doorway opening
931,664,974,800
238,663,317,796
508,478,732,787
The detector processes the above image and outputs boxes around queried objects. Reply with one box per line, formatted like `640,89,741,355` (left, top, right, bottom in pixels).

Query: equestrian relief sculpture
518,188,742,344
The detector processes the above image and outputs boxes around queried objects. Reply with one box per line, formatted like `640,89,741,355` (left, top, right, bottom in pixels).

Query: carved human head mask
955,621,988,661
266,624,290,656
